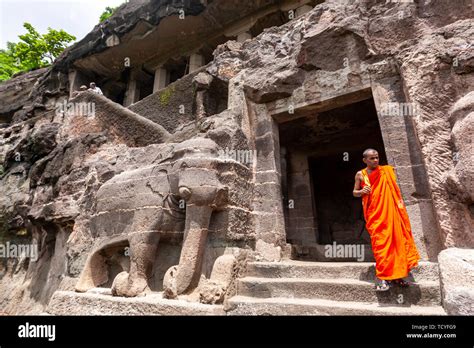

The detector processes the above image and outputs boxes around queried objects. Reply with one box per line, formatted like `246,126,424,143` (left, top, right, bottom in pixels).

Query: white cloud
0,0,126,49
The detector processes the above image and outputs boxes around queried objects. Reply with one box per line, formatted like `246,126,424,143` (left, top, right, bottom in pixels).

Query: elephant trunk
175,204,213,294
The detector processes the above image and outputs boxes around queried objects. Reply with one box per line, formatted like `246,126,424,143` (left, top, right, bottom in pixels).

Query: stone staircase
226,260,446,315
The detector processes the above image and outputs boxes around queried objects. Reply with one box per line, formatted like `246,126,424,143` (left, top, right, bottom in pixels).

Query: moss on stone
159,85,175,106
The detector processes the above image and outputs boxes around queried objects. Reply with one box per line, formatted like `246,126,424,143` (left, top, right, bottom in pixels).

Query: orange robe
360,165,420,280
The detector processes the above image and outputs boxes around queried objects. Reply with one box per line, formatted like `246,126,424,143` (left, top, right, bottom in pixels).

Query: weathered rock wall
0,68,49,125
0,0,472,314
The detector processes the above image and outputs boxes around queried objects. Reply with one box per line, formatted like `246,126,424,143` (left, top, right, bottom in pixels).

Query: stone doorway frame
257,80,442,261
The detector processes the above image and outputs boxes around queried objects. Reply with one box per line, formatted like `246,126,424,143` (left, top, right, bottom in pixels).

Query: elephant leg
175,205,213,295
112,232,160,297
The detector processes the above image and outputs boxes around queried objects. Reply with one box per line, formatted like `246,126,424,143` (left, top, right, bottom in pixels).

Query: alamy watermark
55,100,95,117
0,242,38,262
379,102,419,117
18,322,55,341
217,147,257,165
324,242,365,261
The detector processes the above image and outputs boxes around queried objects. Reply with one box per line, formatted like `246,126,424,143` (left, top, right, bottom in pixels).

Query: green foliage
99,6,118,22
0,43,22,81
0,23,75,82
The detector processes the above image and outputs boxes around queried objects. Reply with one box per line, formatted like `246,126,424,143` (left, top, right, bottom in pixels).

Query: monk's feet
392,278,410,287
375,279,390,292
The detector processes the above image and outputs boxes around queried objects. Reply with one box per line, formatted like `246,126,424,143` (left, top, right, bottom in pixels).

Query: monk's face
363,151,379,169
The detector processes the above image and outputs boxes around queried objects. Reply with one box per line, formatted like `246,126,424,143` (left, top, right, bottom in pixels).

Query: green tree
0,43,23,81
99,6,117,22
0,23,75,82
99,2,126,22
14,23,76,69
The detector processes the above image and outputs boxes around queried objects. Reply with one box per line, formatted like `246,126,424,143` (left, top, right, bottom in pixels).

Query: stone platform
46,260,447,316
47,291,225,316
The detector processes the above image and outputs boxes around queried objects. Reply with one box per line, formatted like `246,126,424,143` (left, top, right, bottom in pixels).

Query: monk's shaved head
363,148,378,158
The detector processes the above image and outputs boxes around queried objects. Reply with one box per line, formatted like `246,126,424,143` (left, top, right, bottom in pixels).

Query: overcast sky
0,0,126,49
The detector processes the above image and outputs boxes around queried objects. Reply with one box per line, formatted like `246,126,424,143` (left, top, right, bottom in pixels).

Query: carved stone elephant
75,138,228,297
446,91,474,204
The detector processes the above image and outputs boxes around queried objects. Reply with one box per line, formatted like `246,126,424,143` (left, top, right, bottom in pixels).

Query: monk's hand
361,186,371,195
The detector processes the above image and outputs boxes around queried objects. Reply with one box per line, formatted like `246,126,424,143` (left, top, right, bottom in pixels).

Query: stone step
246,260,439,282
226,296,446,316
292,243,376,262
237,277,441,306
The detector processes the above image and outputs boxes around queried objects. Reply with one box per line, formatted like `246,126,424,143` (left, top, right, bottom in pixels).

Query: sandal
393,279,410,287
375,279,390,292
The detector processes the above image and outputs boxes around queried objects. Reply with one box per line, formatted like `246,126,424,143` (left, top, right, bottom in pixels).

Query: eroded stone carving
197,254,237,304
162,139,229,298
445,91,474,206
75,138,228,297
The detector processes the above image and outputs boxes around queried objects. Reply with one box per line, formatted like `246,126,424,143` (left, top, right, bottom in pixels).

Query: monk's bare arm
353,171,371,197
353,172,362,197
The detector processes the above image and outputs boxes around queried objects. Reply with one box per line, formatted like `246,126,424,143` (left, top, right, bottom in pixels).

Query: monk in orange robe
353,149,420,291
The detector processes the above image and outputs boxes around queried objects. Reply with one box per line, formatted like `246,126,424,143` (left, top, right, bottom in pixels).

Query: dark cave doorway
279,97,387,260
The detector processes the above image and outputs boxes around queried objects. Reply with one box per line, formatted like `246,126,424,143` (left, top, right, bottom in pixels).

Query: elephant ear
213,186,229,209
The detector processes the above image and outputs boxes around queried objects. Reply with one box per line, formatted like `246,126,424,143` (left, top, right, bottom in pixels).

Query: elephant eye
180,162,189,169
